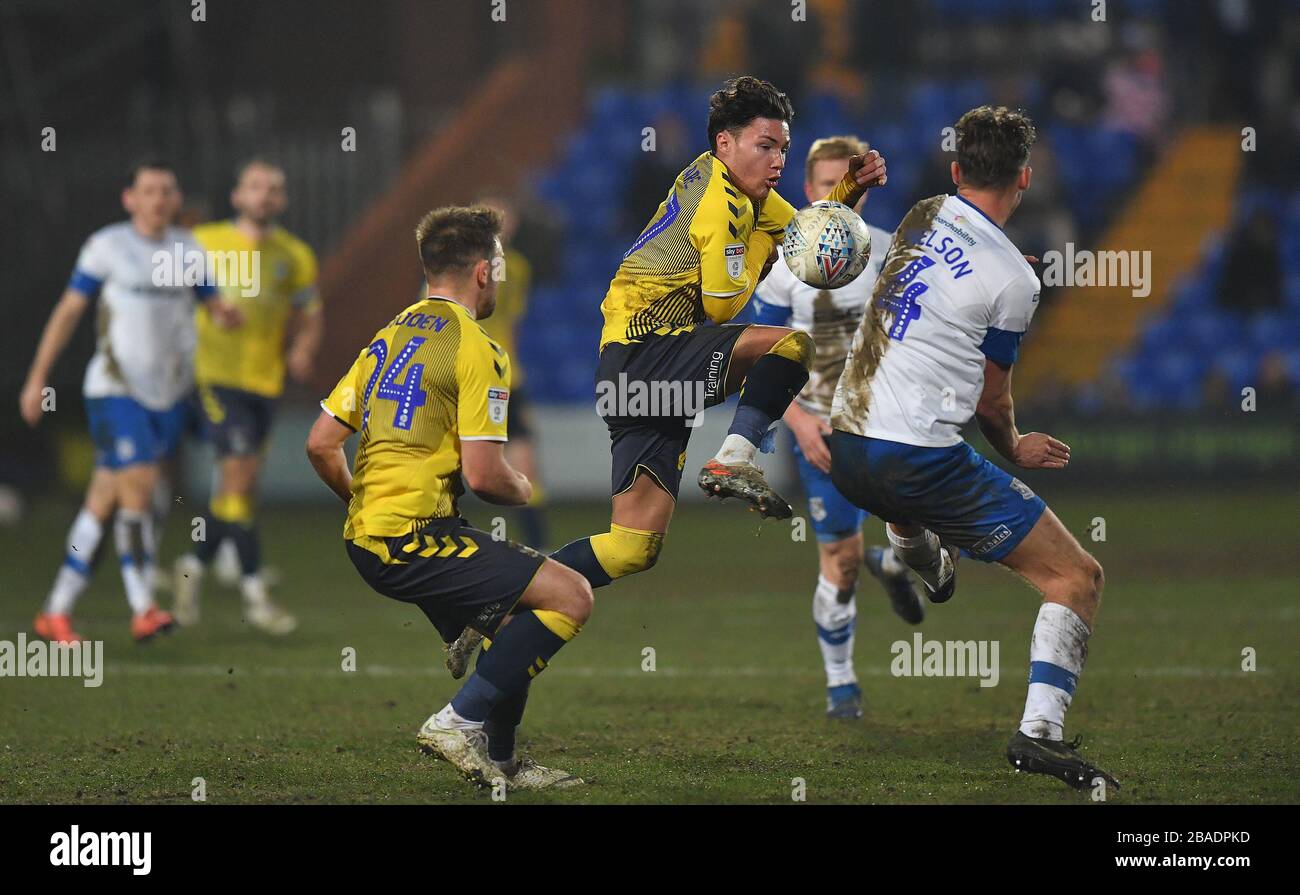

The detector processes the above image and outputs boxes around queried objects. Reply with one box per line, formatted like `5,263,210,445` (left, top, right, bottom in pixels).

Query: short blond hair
805,135,869,182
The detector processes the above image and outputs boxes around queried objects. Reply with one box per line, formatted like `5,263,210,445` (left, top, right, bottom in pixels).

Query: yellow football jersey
193,221,320,397
477,247,531,386
321,296,510,542
602,151,865,349
600,151,797,348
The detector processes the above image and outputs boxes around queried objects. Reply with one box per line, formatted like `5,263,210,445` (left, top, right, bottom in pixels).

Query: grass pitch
1,488,1296,804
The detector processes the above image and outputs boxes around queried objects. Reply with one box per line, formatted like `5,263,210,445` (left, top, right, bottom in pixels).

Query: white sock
880,544,908,576
714,433,756,466
435,703,483,730
887,527,945,591
45,509,104,615
812,575,857,688
240,574,269,609
115,509,156,615
215,539,242,585
1019,602,1092,741
177,553,204,577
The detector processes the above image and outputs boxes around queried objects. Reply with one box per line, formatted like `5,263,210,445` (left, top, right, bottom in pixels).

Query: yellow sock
211,492,253,525
769,329,815,368
589,523,664,580
532,609,582,641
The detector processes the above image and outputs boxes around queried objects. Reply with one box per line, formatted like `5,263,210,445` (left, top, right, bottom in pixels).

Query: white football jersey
70,222,209,410
831,194,1041,447
756,222,892,419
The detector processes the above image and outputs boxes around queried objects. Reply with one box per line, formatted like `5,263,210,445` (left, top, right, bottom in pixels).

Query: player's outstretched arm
461,441,532,507
20,288,90,427
975,359,1070,470
305,410,355,503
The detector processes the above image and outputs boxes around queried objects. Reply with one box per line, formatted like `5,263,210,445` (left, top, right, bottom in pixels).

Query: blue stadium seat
1171,275,1215,311
1246,313,1291,353
1137,315,1185,353
1283,348,1300,385
1213,349,1259,392
1151,348,1208,391
1181,308,1238,354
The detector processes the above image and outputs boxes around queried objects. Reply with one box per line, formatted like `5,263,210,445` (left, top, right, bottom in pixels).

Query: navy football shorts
595,324,747,498
346,517,546,644
197,384,276,457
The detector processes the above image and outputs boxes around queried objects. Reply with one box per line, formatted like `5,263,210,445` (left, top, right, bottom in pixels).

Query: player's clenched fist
1012,432,1071,469
847,150,887,190
209,298,245,329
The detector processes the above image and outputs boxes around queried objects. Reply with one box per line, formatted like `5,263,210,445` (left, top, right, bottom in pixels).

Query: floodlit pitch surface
2,490,1296,804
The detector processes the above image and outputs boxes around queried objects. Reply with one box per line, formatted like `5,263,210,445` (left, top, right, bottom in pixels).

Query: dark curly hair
707,76,795,153
954,106,1037,189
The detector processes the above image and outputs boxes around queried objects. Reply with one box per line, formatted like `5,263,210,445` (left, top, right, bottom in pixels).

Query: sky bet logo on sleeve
725,243,745,279
487,387,509,424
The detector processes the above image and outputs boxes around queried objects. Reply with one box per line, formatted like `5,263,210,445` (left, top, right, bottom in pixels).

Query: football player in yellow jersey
475,195,550,550
306,206,592,790
547,76,887,593
173,159,322,635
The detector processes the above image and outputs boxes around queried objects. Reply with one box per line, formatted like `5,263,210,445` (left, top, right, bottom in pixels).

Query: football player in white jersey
20,160,241,642
753,135,924,720
828,107,1116,791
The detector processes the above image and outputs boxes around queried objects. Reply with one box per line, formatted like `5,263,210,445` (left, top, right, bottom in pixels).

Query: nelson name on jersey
916,216,979,279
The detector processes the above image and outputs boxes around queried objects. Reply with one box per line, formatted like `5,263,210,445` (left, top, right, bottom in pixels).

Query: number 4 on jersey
361,337,428,431
879,255,936,341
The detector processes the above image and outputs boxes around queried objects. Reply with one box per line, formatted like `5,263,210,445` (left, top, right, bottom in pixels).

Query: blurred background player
753,135,923,720
173,159,321,635
828,107,1117,791
475,195,550,550
21,159,241,642
306,206,591,790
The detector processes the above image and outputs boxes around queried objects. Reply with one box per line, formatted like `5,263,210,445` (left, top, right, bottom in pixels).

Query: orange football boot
132,606,177,643
697,458,793,519
33,613,84,644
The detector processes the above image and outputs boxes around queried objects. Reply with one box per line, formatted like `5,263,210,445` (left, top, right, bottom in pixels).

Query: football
782,200,873,290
